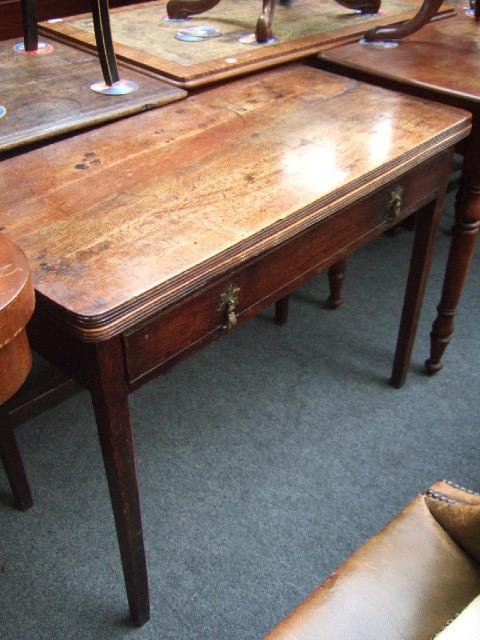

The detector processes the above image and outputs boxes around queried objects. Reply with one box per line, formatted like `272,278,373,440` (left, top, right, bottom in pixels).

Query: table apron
124,151,449,389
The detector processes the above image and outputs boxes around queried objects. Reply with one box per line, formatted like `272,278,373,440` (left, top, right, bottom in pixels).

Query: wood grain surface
39,0,455,87
319,9,480,108
0,65,470,340
0,36,186,152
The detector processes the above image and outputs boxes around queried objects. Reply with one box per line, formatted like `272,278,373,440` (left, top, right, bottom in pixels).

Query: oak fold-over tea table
0,65,470,625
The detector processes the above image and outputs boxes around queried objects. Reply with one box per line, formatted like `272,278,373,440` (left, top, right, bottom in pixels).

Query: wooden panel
0,65,470,341
0,36,186,152
124,153,447,383
39,0,455,87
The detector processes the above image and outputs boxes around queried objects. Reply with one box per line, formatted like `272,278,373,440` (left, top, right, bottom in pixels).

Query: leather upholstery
265,484,480,640
426,481,480,566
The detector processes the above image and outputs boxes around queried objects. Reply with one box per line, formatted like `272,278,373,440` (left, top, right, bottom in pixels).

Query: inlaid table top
39,0,454,88
0,36,186,152
0,65,470,341
319,10,480,107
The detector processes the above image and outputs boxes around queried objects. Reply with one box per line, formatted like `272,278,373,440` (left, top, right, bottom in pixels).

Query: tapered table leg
326,259,346,309
391,159,451,388
256,0,276,42
0,410,33,511
426,121,480,374
87,338,149,627
275,296,289,325
91,0,120,86
20,0,39,51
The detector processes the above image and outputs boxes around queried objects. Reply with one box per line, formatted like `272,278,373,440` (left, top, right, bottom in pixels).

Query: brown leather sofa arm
265,482,480,640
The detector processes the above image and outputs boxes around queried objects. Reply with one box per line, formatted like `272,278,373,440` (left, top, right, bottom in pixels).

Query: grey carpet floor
1,193,479,639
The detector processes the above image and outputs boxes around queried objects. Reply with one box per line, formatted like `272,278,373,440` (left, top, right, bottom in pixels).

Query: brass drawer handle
385,185,404,225
218,284,240,331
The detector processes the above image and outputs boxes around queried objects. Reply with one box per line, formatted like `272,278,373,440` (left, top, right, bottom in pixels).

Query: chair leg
0,413,33,511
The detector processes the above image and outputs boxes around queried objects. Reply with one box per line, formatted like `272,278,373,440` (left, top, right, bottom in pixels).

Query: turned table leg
426,122,480,374
0,410,33,511
87,338,149,627
391,158,451,388
327,259,346,310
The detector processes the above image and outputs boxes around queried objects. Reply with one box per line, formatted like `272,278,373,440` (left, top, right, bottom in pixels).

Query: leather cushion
265,495,480,640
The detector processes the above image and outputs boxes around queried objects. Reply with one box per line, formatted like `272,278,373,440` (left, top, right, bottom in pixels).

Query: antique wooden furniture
9,0,179,98
39,0,453,88
363,0,452,43
319,11,480,373
264,480,480,639
0,35,186,152
0,235,35,511
1,0,144,40
0,65,470,624
166,0,381,43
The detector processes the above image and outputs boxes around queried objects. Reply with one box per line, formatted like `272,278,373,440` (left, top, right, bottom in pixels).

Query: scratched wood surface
319,9,480,108
0,65,470,339
0,36,186,152
39,0,454,87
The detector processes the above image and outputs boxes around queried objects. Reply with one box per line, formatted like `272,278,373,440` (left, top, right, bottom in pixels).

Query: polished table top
320,10,480,107
0,65,470,341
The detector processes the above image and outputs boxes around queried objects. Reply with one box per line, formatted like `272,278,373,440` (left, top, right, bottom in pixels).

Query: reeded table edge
31,118,471,343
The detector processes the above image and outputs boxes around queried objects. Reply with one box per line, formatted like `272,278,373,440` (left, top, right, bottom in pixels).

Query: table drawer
123,153,447,385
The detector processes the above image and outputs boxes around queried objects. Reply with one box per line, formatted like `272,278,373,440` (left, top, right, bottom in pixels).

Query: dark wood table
0,64,470,625
319,11,480,374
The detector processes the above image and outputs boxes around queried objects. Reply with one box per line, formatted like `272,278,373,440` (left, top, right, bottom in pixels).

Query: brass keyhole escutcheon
218,284,240,330
385,185,404,225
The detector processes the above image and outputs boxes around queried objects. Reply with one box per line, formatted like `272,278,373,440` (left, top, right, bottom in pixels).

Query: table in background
319,10,480,374
39,0,453,88
0,64,469,624
0,36,186,152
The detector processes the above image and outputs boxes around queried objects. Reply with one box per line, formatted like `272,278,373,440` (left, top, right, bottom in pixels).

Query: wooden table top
39,0,454,88
0,65,470,340
320,10,480,108
0,36,186,152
